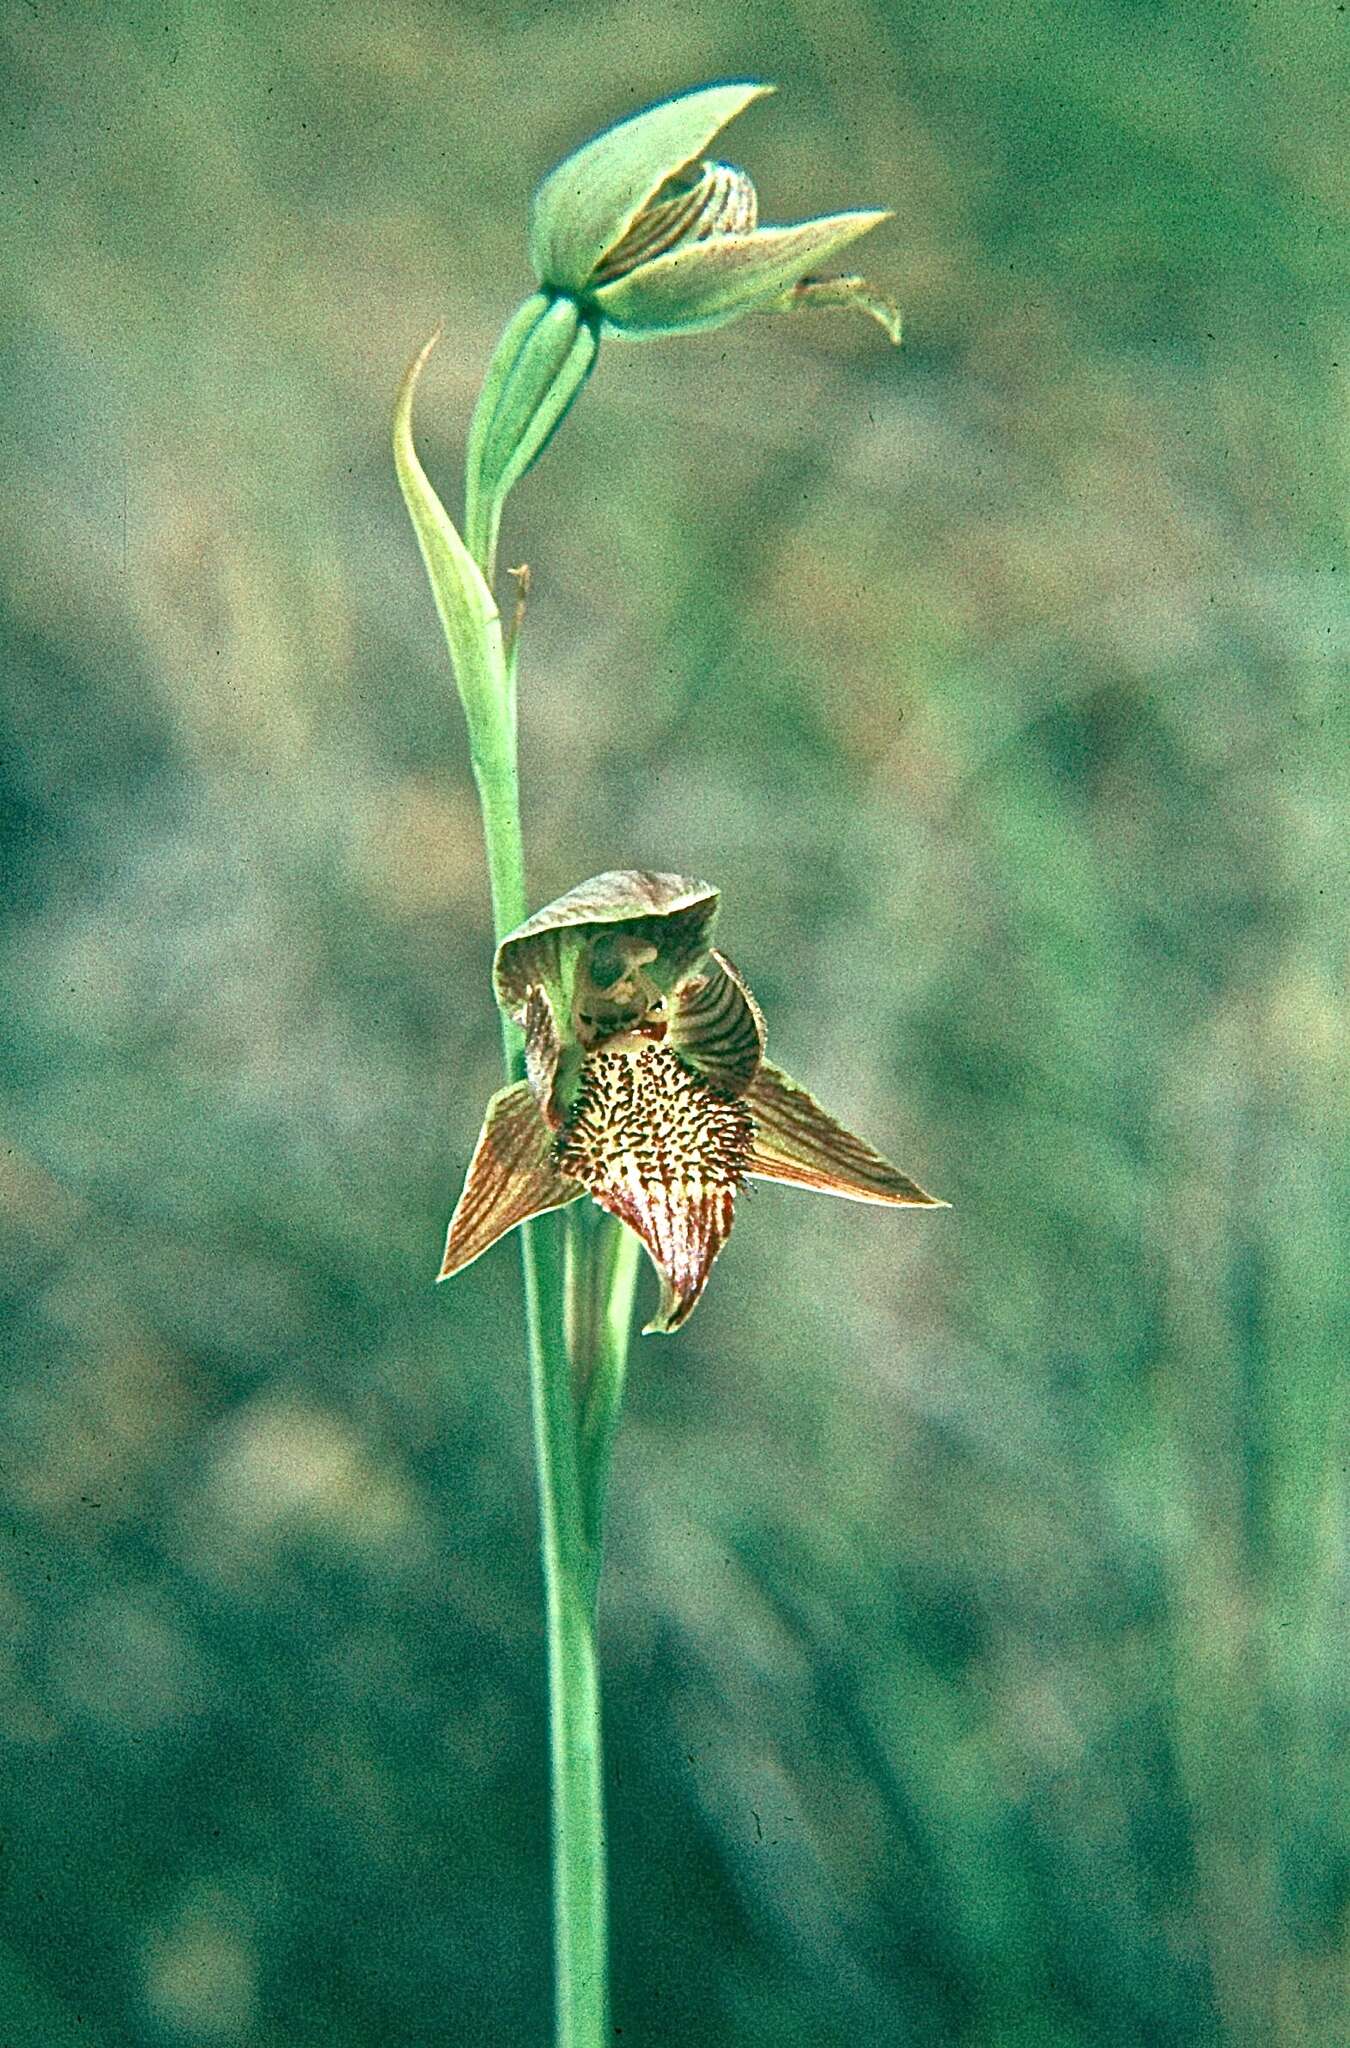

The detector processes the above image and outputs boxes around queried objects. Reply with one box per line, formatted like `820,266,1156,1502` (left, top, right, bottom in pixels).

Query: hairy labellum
558,1044,754,1331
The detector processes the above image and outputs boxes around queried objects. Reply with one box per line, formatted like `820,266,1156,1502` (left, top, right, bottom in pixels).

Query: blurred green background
2,2,1345,2042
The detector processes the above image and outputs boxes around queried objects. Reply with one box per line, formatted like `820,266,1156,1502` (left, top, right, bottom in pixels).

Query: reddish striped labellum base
558,1044,754,1332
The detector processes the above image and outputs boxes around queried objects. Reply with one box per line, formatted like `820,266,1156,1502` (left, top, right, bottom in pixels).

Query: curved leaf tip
392,326,511,757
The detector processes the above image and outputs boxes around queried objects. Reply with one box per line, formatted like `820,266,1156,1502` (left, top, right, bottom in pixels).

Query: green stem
394,331,622,2046
568,1208,643,1585
473,628,614,2048
474,775,614,2048
520,1214,610,2048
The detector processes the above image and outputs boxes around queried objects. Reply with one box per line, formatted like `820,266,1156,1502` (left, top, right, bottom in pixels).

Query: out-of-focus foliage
2,2,1344,2042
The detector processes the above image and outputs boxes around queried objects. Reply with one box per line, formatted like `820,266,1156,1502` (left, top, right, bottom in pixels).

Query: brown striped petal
438,1081,583,1282
590,161,759,283
669,948,765,1097
744,1061,945,1208
556,1044,754,1334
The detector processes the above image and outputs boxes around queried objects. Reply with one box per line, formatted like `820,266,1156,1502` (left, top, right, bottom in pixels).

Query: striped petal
556,1044,754,1334
744,1061,945,1207
438,1081,583,1282
523,983,574,1129
669,948,765,1097
590,160,759,283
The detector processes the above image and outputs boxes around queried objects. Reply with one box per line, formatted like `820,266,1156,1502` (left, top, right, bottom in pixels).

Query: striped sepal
671,949,765,1097
438,1081,582,1282
744,1061,945,1208
556,1044,754,1333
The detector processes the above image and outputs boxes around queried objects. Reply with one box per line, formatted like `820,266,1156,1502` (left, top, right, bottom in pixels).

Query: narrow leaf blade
393,330,511,755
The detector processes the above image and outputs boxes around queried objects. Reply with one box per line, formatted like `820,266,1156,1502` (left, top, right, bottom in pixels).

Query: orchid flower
440,872,944,1333
465,82,900,570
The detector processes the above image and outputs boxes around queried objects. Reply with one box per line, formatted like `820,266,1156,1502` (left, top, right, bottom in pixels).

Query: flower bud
463,83,901,574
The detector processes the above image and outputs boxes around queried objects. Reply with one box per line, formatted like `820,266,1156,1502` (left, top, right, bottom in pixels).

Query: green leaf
529,81,772,293
392,330,514,789
590,211,891,334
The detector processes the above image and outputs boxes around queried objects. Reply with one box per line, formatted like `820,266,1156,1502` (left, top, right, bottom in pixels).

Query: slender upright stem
569,1209,644,1583
474,780,615,2048
473,655,615,2048
521,1217,611,2046
396,330,638,2048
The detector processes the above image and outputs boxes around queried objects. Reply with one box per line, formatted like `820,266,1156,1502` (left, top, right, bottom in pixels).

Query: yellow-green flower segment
464,83,900,575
